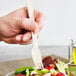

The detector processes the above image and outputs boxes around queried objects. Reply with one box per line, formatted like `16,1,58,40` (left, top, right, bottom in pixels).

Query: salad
15,56,75,76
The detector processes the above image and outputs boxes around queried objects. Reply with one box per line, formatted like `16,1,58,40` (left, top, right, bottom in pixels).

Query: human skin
0,7,45,45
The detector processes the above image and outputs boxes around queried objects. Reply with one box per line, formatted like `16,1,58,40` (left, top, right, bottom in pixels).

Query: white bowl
5,71,15,76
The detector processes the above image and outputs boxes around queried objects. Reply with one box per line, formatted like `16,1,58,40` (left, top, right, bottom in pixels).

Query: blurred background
0,0,76,62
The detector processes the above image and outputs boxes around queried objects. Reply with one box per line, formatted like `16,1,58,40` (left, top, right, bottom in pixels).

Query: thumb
16,18,38,31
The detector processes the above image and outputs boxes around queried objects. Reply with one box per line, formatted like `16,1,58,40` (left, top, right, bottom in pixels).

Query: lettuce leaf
15,67,34,75
55,60,68,76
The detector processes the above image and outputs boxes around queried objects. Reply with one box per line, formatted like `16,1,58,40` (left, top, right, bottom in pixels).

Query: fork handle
27,1,38,47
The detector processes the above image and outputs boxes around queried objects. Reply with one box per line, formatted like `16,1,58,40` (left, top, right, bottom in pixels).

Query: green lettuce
15,67,34,75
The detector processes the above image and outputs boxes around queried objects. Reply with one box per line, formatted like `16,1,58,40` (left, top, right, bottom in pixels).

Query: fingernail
23,36,28,41
33,22,38,29
16,36,21,41
35,29,39,34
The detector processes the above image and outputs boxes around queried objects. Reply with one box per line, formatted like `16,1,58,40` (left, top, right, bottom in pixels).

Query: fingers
16,18,38,32
19,40,32,45
15,34,22,41
22,32,32,42
15,7,45,33
2,32,39,45
15,32,39,43
2,37,16,44
34,9,46,31
15,32,32,42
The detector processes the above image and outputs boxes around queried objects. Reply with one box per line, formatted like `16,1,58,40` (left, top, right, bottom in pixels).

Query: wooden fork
27,1,44,69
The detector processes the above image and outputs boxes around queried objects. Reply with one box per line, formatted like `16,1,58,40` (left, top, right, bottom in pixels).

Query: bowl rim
5,71,15,76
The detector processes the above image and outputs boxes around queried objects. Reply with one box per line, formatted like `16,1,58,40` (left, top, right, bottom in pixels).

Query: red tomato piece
45,67,53,70
56,72,65,76
16,74,25,76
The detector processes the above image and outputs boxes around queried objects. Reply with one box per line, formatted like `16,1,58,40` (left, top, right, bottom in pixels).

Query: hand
0,7,45,45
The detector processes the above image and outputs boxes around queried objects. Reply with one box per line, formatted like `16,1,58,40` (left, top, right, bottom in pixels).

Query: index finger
34,9,46,31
